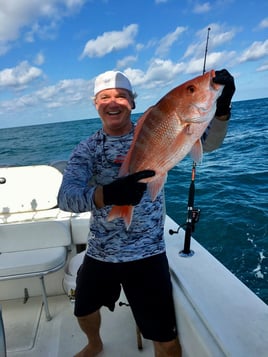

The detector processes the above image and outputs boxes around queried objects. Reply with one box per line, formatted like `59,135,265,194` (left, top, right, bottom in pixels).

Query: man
58,69,235,356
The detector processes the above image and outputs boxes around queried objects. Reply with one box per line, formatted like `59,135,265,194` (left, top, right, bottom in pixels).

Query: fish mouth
187,104,209,122
193,103,209,113
185,71,221,123
210,69,223,92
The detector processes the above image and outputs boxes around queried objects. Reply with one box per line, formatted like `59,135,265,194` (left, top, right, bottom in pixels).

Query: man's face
94,88,133,136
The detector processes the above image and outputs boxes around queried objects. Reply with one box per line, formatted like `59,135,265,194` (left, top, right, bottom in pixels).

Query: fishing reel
169,161,202,257
191,207,201,229
169,207,201,236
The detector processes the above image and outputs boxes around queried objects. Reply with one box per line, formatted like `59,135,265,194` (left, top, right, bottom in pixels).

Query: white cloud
239,40,268,62
144,59,185,87
0,0,86,53
80,24,138,58
185,51,236,74
0,78,90,115
155,26,187,57
0,42,10,56
34,52,45,65
35,79,90,104
0,61,43,90
24,21,58,43
256,62,268,72
125,58,185,90
258,17,268,29
193,2,211,14
184,24,236,58
117,55,137,69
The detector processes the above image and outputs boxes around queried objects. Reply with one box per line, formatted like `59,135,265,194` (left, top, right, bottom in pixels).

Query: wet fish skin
108,70,224,228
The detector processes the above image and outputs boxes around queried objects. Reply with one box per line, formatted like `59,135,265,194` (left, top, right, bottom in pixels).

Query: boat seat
0,247,67,277
0,247,68,321
0,165,72,321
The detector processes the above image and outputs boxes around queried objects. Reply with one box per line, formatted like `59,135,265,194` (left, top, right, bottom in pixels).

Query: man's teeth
108,111,120,115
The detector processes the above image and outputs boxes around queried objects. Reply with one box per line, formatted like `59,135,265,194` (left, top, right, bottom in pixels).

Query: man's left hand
213,69,236,117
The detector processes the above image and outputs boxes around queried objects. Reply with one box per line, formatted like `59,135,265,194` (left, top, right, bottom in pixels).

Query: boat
0,163,267,357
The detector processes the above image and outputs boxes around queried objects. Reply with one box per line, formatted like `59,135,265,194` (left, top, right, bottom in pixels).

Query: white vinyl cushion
0,220,71,253
0,247,67,277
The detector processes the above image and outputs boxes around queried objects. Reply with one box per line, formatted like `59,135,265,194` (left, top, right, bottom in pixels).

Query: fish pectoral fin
185,123,194,135
148,174,167,201
190,139,203,163
107,205,134,230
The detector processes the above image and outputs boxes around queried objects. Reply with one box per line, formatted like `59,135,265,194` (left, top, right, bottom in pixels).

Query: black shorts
74,253,177,342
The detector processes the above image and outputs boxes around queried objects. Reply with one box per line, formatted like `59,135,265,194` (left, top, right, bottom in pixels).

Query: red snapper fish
108,70,224,228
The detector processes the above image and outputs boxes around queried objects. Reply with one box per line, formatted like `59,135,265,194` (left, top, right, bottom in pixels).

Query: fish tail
107,205,134,229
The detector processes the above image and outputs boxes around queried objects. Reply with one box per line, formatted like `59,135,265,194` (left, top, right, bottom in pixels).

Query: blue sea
1,97,267,304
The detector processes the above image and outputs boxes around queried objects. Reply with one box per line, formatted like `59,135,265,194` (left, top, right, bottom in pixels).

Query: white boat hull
1,165,267,356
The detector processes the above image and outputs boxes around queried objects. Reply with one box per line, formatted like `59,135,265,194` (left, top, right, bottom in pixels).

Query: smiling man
57,69,235,357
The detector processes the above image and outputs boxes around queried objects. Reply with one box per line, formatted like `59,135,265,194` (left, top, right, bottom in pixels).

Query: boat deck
1,165,268,357
2,293,154,357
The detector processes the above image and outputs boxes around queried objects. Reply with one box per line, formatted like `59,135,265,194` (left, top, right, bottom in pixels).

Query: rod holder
179,249,195,257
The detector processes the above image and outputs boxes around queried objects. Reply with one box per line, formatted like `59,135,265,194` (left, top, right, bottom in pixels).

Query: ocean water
1,97,267,304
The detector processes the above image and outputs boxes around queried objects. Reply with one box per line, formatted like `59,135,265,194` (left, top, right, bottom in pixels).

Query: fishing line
202,27,211,75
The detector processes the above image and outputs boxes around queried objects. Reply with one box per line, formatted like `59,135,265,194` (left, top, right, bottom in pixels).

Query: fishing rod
180,27,211,256
202,27,211,75
170,27,211,256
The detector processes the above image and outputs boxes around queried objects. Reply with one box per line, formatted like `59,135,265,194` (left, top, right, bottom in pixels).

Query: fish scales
108,70,223,228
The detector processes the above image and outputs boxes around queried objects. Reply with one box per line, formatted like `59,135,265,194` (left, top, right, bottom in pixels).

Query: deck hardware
23,288,29,304
119,301,143,350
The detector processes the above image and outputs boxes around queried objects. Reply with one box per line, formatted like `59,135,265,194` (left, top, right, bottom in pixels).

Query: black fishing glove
103,170,155,206
213,69,235,117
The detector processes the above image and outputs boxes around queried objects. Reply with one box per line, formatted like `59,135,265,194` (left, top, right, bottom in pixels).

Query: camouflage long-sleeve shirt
58,118,228,263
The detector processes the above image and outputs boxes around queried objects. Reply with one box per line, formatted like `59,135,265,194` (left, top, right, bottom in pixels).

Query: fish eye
187,85,195,93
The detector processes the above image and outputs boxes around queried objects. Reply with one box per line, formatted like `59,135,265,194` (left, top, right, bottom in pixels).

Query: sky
0,0,268,129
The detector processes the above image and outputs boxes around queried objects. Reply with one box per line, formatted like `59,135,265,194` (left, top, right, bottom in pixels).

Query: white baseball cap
94,70,133,96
